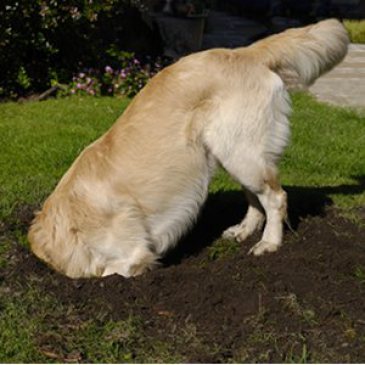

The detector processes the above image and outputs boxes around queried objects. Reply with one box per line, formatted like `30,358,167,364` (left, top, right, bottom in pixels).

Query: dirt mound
1,192,365,362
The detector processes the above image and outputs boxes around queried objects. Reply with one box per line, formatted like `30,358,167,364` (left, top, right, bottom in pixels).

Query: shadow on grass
162,175,365,266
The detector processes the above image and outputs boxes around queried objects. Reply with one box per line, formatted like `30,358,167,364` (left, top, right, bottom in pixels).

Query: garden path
309,44,365,109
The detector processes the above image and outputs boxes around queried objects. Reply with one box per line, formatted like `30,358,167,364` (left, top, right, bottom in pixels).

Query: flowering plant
65,53,164,98
0,0,156,99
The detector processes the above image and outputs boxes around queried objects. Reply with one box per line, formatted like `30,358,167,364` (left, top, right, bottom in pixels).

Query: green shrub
0,0,162,99
344,19,365,44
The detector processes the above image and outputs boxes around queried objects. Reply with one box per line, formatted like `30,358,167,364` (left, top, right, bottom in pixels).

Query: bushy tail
247,19,349,90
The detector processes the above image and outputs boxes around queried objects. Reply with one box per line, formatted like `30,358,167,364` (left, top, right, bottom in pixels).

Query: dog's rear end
220,19,349,253
28,19,349,278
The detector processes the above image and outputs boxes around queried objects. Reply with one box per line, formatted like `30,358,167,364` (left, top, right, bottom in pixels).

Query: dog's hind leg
221,156,287,255
221,155,286,255
222,189,265,242
204,71,290,254
204,120,288,255
248,169,287,255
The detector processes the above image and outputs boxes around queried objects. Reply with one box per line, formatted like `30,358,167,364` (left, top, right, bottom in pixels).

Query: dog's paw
248,240,280,256
222,224,241,239
222,224,251,242
235,227,253,243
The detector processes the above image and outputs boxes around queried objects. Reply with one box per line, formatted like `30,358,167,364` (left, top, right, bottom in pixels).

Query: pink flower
76,83,82,89
105,66,113,73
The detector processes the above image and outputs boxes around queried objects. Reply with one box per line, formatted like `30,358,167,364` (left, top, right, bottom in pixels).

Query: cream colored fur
28,19,349,278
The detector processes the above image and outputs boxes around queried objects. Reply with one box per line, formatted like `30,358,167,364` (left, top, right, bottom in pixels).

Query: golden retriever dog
28,19,349,278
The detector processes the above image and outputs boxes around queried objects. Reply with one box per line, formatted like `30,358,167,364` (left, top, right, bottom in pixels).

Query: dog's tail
247,19,349,90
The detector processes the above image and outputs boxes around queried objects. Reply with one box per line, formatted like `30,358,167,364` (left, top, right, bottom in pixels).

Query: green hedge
0,0,162,99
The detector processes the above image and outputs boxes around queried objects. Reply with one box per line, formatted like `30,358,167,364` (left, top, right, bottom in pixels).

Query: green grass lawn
1,93,364,222
344,19,365,44
0,93,364,362
0,97,129,222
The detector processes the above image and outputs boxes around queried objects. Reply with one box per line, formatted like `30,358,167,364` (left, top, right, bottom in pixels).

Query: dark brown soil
1,190,365,362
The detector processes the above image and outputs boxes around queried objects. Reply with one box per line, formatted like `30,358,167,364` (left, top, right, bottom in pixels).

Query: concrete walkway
309,44,365,109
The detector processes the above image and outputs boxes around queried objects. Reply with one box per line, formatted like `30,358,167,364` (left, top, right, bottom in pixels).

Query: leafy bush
344,19,365,44
0,0,162,99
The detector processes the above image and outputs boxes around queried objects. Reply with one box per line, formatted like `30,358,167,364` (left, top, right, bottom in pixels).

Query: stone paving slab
310,44,365,109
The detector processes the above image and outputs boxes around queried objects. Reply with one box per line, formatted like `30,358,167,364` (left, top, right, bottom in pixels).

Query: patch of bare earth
1,191,365,362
